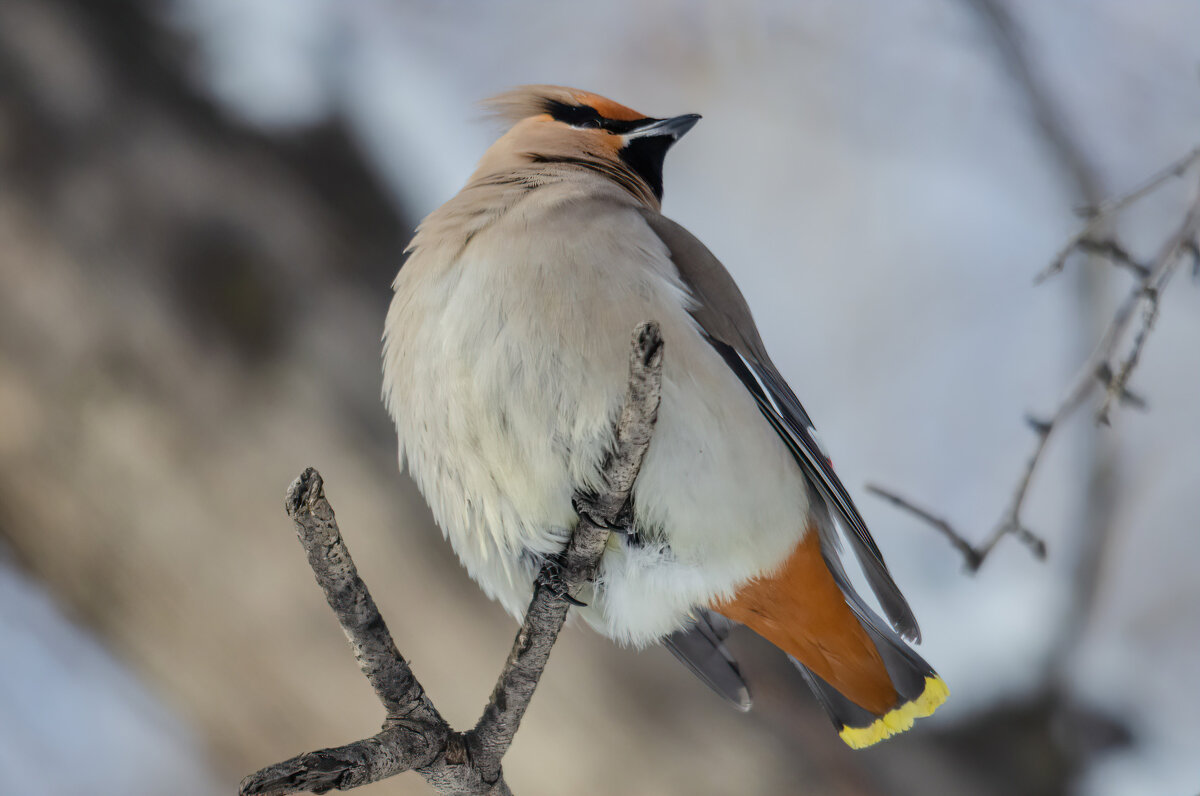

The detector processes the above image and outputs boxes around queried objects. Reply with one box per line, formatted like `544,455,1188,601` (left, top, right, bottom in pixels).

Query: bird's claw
572,493,633,534
536,552,587,607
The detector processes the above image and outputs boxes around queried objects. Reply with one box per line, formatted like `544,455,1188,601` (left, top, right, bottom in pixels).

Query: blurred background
1,1,1198,794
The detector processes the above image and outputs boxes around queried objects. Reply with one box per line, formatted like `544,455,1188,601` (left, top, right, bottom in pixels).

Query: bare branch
871,161,1200,571
1075,238,1150,280
1093,196,1200,423
1096,288,1158,426
1077,145,1200,218
238,469,467,796
1036,149,1200,285
983,175,1200,564
1094,363,1147,411
240,321,665,795
865,485,984,570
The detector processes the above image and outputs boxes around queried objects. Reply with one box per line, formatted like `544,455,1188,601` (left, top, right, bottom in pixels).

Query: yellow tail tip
838,676,949,750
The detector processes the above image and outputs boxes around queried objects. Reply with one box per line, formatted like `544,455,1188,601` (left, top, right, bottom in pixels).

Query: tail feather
809,494,949,746
791,628,948,749
709,511,948,748
664,609,752,711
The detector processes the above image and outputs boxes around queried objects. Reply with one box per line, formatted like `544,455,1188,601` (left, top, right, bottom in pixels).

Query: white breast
383,186,808,645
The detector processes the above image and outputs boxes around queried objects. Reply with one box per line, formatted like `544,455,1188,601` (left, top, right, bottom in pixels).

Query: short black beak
627,113,702,141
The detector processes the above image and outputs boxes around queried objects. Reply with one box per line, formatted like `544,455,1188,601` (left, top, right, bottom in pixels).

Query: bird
382,85,947,748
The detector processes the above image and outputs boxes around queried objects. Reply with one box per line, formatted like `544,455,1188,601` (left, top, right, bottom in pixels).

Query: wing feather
641,210,920,642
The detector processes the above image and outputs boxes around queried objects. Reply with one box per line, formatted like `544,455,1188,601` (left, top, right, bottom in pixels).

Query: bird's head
478,85,700,206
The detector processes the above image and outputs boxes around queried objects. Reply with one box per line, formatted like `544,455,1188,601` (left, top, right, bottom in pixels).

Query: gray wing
640,210,921,643
663,609,751,710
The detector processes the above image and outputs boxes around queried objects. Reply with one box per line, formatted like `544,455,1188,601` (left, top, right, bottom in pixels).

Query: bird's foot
535,552,587,607
572,492,633,534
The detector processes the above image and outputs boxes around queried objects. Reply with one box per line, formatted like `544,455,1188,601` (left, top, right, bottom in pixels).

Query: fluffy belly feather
383,200,808,645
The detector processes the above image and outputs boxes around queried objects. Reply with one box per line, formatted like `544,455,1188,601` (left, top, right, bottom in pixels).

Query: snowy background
1,1,1198,794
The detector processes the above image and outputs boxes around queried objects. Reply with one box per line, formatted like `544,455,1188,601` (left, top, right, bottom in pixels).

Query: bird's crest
483,85,645,126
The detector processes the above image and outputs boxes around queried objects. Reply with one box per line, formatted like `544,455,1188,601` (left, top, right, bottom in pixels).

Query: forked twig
240,322,664,795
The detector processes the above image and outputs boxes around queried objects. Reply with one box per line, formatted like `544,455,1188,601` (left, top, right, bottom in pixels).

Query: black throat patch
618,136,673,202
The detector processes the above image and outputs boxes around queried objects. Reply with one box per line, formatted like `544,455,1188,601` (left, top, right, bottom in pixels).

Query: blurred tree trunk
0,0,433,789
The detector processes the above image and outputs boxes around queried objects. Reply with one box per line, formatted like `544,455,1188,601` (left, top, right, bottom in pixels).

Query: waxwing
382,85,947,747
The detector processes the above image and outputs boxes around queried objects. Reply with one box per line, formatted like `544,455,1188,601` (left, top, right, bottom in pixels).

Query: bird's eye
579,118,602,129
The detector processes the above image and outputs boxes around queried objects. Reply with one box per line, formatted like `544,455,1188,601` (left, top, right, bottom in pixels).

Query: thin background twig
870,149,1200,575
